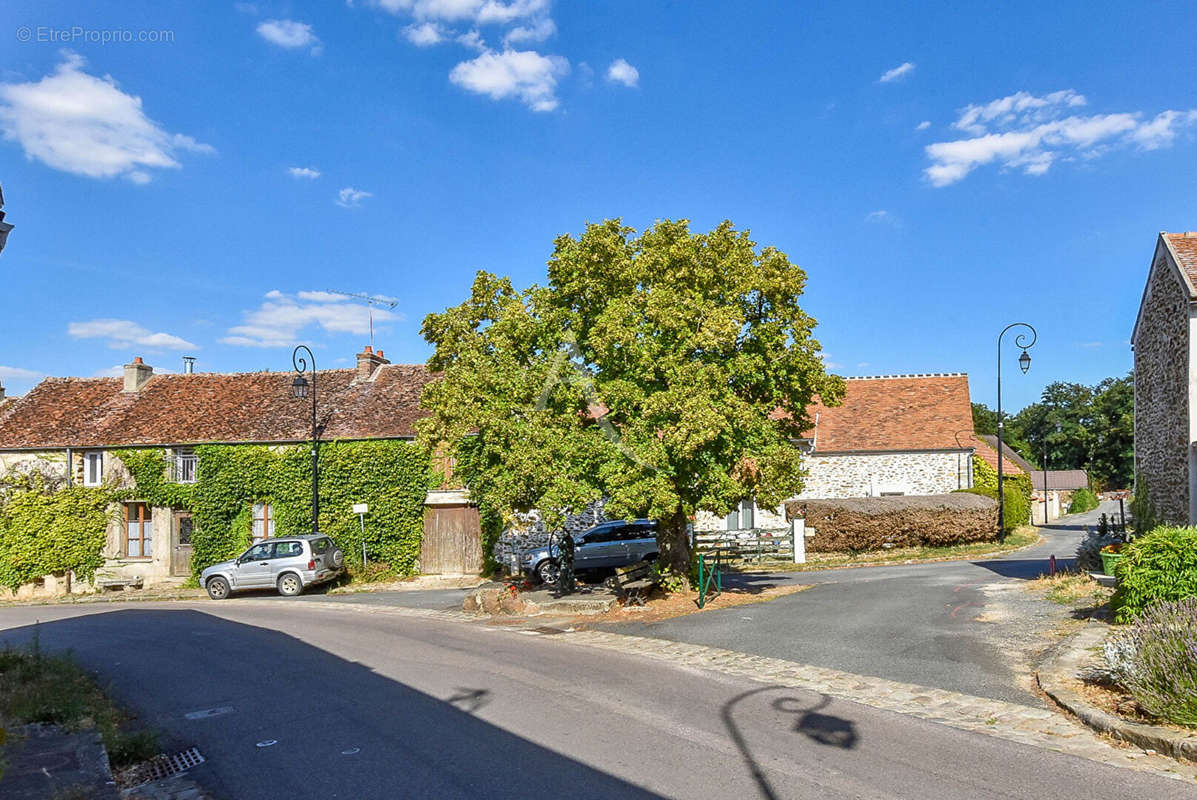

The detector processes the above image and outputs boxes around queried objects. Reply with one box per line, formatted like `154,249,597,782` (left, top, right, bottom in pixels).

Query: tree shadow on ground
0,611,662,800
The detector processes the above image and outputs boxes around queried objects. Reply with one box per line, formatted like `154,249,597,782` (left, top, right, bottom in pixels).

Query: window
272,541,304,558
242,542,272,561
252,502,274,541
125,503,152,558
83,452,103,487
726,499,755,531
172,448,198,484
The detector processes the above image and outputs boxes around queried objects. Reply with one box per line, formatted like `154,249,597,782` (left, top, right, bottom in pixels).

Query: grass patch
0,629,159,768
733,526,1041,572
1026,570,1113,607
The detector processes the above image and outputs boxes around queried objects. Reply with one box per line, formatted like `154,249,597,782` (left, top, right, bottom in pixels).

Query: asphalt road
0,595,1187,800
606,502,1119,706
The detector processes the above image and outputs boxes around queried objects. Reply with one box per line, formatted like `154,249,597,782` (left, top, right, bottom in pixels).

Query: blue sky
2,1,1195,413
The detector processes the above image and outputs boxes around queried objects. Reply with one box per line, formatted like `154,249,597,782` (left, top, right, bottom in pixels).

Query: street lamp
997,322,1037,540
292,345,319,536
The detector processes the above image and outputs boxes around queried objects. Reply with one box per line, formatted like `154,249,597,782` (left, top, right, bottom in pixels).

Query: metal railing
172,453,198,484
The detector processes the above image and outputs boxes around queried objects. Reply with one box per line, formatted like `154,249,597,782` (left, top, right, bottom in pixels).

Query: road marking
341,747,360,755
184,706,233,720
255,739,277,748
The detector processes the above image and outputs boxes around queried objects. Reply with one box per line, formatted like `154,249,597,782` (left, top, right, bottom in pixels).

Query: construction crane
326,290,397,350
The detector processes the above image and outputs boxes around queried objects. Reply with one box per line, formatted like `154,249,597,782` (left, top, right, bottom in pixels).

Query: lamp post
997,322,1036,540
291,345,319,536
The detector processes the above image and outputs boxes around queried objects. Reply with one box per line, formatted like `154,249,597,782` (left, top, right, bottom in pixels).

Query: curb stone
1036,619,1197,764
239,598,1197,781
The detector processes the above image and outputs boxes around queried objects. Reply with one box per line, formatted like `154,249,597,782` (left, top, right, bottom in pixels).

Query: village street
1,501,1191,799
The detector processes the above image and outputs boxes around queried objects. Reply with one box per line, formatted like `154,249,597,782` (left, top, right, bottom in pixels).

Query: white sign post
791,517,806,564
352,503,369,566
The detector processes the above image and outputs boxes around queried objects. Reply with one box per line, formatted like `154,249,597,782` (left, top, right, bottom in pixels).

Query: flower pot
1100,550,1123,577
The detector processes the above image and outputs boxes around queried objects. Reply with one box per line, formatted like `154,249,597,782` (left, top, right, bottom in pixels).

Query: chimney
123,357,153,392
183,356,196,374
0,379,5,400
355,345,389,381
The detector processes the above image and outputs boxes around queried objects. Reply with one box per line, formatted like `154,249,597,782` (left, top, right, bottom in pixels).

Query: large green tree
974,373,1134,489
418,219,843,582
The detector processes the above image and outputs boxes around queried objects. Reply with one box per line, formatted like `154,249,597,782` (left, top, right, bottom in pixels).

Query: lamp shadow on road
722,685,859,800
0,610,662,800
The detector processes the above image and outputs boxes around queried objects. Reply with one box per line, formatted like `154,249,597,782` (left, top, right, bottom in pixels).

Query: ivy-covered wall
115,439,434,579
0,475,117,590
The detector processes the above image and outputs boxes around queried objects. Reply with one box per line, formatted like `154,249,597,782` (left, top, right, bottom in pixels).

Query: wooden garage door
421,504,483,575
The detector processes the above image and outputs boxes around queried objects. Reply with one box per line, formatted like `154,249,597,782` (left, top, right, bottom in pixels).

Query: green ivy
959,453,1033,534
0,476,117,589
115,440,433,580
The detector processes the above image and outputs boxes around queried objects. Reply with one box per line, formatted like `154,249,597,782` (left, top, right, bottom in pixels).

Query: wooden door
172,512,194,577
421,504,483,574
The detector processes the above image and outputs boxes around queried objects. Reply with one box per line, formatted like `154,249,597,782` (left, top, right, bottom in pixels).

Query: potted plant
1100,542,1124,577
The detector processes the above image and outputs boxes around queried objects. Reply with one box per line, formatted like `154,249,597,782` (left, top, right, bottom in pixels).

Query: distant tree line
972,373,1133,491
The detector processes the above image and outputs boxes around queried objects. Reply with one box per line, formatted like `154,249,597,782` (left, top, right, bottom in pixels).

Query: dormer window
171,448,198,484
83,452,103,487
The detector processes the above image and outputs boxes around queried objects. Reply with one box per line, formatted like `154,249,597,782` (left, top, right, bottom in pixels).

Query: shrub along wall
785,493,998,553
964,453,1033,534
0,476,116,589
116,440,433,580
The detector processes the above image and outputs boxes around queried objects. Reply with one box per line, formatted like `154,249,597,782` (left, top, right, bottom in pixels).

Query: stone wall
1133,251,1191,525
493,500,609,566
794,450,970,499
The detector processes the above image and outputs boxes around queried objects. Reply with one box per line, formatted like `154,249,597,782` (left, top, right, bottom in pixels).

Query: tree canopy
417,219,843,580
972,374,1134,489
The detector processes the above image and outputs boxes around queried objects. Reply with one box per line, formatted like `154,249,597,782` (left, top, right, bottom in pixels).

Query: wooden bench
607,561,659,606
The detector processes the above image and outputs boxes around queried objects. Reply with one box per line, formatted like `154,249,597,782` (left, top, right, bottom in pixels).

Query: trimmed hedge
1067,487,1099,515
1111,526,1197,623
957,482,1031,535
785,493,998,553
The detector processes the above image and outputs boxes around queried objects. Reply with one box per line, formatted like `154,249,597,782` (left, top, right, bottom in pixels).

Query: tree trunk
657,508,691,588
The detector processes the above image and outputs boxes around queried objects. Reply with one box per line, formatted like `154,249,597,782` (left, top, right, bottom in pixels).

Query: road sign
352,503,369,514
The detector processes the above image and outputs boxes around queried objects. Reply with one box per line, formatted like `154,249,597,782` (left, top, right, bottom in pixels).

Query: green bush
957,481,1030,535
0,477,116,590
1111,526,1197,622
1067,487,1099,515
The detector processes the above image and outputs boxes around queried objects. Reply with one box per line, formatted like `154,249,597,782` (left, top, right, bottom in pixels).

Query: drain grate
145,747,206,781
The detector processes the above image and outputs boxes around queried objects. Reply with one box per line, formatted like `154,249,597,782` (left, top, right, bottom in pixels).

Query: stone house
1132,231,1197,525
0,347,481,592
696,373,978,532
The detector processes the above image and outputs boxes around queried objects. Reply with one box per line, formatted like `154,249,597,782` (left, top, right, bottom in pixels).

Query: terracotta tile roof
802,374,975,452
0,364,435,450
971,434,1029,477
1164,232,1197,297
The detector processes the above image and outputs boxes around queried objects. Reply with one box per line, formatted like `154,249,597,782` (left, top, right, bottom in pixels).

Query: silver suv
202,535,345,599
521,519,658,584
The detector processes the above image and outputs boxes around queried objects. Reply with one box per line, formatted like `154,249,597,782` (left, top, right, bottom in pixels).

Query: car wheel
277,572,304,597
328,547,345,569
206,576,230,600
536,560,560,585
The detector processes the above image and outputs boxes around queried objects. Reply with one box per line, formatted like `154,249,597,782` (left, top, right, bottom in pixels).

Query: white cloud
0,52,212,182
0,365,43,381
866,210,893,223
336,187,373,207
404,21,447,45
450,48,568,111
68,319,197,351
288,166,321,179
879,62,915,83
915,120,931,131
503,17,556,45
456,29,487,50
222,290,404,347
371,0,549,24
924,90,1197,186
606,58,639,88
256,19,321,53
